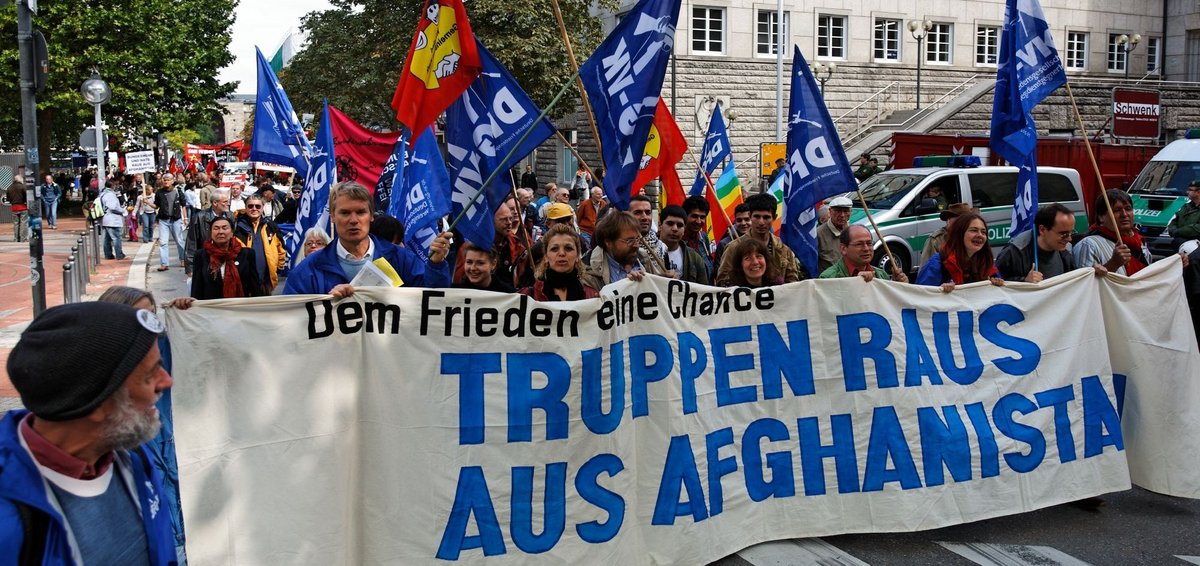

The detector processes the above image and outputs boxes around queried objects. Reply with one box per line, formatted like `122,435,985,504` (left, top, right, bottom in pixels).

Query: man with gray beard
0,302,177,564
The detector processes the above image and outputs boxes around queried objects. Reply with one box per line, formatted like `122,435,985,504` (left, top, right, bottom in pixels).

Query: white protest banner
1095,256,1200,497
163,267,1197,565
125,150,156,174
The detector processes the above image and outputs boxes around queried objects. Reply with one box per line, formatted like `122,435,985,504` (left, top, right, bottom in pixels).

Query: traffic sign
78,127,107,153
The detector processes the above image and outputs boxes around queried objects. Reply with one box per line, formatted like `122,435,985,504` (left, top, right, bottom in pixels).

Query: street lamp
810,62,837,96
1116,33,1141,81
80,71,111,180
909,19,932,110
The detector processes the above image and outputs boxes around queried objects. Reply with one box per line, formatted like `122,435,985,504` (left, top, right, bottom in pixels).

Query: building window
1146,36,1161,74
817,14,846,59
692,7,725,54
874,18,901,61
1065,31,1088,70
976,25,1000,66
1108,33,1127,72
1190,30,1200,82
926,22,952,64
756,10,789,56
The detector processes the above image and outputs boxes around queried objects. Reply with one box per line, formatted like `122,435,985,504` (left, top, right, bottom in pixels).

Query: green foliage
282,0,613,128
0,0,237,158
164,128,200,152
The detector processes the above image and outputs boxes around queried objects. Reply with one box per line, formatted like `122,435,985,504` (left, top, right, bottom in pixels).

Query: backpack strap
15,500,49,566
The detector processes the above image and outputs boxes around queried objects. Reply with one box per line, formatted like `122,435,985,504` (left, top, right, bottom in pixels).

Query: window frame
691,6,726,56
926,22,953,64
1107,33,1128,73
1065,31,1088,71
975,25,1000,67
873,17,902,62
755,9,790,57
817,13,848,60
1146,36,1161,74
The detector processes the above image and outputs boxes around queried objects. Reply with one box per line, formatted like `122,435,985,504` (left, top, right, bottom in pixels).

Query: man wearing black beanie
0,302,178,564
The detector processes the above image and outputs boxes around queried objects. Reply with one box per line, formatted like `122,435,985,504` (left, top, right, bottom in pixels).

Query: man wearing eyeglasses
583,211,646,289
235,194,287,292
996,202,1077,283
1167,180,1200,249
819,225,909,283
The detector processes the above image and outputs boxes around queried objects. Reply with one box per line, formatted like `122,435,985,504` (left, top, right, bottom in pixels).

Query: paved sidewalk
0,215,191,408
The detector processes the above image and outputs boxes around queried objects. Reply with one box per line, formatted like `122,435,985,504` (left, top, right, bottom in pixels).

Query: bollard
77,237,90,285
85,229,95,269
90,225,101,270
63,263,74,304
80,235,91,283
70,246,82,295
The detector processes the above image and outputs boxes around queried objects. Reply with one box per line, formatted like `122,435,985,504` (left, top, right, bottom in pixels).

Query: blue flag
780,46,859,277
286,99,336,266
689,103,732,197
579,0,679,210
990,0,1067,237
446,40,557,249
377,132,411,216
251,47,312,177
395,128,451,262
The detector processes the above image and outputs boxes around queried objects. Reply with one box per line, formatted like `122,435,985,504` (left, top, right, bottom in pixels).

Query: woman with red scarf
916,212,1005,293
1073,189,1151,276
188,216,266,299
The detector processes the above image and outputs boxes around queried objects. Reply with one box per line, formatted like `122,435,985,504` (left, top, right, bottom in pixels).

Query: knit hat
7,302,165,421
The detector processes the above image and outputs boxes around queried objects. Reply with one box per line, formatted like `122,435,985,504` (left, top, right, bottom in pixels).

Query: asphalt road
714,487,1200,565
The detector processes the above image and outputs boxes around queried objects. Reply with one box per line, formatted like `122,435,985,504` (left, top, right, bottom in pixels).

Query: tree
282,0,613,128
164,128,201,154
0,0,238,174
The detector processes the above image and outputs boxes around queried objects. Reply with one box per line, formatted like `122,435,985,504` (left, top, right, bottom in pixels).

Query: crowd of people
10,164,1200,320
253,174,1197,336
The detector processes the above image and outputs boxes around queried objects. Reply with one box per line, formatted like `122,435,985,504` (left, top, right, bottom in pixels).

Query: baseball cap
546,203,574,220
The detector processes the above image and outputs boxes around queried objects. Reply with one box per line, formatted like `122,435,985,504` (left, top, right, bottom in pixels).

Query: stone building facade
532,0,1200,194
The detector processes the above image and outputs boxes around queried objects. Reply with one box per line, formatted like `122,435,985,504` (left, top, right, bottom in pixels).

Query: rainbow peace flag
769,173,784,234
707,163,744,242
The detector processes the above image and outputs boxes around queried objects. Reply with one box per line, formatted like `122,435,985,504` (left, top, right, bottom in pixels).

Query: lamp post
1116,33,1141,81
810,62,836,96
909,19,932,110
17,0,46,315
80,71,111,180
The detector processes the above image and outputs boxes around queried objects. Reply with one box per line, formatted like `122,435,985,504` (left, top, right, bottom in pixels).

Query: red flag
702,173,732,243
204,157,215,175
327,105,403,192
391,0,482,143
632,100,688,207
168,157,180,175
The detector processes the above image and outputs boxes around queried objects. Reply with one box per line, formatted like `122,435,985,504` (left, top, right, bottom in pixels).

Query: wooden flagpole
447,68,581,232
853,190,902,277
555,125,668,274
1063,81,1121,234
686,146,739,242
550,0,604,162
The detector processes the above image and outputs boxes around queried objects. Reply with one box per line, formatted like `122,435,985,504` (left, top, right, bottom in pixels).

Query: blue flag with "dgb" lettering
780,46,858,277
990,0,1067,238
579,0,679,210
446,39,557,250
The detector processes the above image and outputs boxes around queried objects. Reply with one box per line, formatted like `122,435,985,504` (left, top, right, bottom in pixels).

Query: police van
845,156,1087,274
1128,130,1200,257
